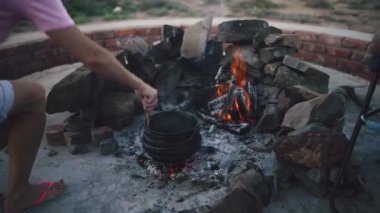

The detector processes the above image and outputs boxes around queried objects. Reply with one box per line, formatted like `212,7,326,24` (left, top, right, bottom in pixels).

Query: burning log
197,112,251,134
235,88,249,116
208,94,228,115
247,82,258,113
221,84,238,118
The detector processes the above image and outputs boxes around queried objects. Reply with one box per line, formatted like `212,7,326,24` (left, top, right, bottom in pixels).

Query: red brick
302,42,326,53
295,31,318,42
64,131,91,146
25,61,46,72
337,59,364,74
0,47,14,57
91,31,114,40
351,51,368,62
105,39,118,48
46,125,66,146
91,126,113,147
342,38,369,51
318,34,342,46
6,53,32,65
33,48,57,59
314,54,337,67
135,27,161,36
46,55,71,67
326,47,351,58
113,28,136,37
298,50,315,61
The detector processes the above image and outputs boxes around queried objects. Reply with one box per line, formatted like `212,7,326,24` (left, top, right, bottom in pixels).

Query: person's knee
11,81,46,114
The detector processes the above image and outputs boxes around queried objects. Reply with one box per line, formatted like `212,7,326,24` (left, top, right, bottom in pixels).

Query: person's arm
46,27,157,111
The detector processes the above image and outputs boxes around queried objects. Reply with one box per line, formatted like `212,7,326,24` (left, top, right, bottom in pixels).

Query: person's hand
134,83,158,112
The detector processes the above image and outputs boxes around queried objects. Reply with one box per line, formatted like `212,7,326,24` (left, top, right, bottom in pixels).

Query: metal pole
329,65,380,213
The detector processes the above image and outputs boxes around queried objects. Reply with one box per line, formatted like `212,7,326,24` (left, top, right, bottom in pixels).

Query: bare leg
2,80,65,213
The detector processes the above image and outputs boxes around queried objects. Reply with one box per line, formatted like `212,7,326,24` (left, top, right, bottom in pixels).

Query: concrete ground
0,63,379,213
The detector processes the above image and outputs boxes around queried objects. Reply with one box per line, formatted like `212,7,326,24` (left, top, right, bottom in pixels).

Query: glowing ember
215,45,253,123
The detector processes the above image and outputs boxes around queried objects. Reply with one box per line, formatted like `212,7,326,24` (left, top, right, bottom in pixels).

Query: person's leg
1,80,64,213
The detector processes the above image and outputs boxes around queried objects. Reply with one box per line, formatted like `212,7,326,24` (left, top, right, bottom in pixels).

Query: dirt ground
168,0,380,33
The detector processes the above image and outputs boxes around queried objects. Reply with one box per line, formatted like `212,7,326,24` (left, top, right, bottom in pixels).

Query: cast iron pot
141,111,201,163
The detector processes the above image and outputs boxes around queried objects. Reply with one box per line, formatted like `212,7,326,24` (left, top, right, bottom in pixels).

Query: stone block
273,66,305,89
181,16,213,59
252,26,282,49
274,132,349,168
264,34,298,48
259,47,297,63
46,125,66,146
282,55,310,73
281,92,346,130
264,62,282,76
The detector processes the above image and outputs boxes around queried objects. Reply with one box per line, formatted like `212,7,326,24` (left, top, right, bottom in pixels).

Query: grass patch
305,0,333,9
229,0,281,17
319,15,353,24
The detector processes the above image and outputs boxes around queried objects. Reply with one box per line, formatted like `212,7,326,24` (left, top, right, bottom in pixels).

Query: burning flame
215,45,252,123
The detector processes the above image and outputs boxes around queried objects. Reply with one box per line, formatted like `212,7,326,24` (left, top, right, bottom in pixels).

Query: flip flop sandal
23,181,65,213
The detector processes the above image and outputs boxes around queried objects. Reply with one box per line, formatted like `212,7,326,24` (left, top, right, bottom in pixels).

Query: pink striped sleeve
15,0,75,32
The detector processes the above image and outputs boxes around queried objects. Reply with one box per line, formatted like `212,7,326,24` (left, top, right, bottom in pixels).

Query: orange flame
215,45,252,123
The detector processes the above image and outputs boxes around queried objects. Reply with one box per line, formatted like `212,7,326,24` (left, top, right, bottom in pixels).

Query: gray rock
229,168,272,205
181,16,213,59
118,36,149,55
99,138,118,155
255,103,283,132
96,92,139,130
281,93,346,130
264,34,298,47
46,66,95,114
70,144,89,155
217,19,269,43
259,47,297,63
288,122,331,136
277,85,321,113
238,45,264,69
154,61,183,100
264,62,282,76
48,149,58,157
274,132,349,168
282,55,310,73
304,67,330,94
273,66,305,89
252,26,282,49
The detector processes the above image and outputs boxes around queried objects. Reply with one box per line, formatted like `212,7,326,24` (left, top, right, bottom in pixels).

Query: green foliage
305,0,333,9
230,0,281,17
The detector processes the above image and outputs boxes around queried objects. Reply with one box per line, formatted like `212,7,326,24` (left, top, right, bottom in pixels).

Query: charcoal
162,25,184,41
208,94,228,114
197,112,251,134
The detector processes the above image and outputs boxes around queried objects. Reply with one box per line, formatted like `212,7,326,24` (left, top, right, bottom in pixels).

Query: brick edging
0,25,373,81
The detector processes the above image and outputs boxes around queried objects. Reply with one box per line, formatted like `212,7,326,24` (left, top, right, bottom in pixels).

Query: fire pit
43,17,366,212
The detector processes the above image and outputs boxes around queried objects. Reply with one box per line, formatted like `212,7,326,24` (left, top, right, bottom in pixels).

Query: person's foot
5,180,65,213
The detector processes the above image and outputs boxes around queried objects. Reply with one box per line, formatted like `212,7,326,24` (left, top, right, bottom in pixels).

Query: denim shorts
0,80,14,124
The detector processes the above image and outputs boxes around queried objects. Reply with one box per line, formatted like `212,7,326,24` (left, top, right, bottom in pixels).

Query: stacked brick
0,26,373,82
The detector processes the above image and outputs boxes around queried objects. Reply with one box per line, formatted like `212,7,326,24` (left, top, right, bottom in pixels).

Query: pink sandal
23,181,65,212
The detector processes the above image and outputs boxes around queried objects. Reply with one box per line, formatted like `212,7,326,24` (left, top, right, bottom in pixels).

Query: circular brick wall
0,25,373,80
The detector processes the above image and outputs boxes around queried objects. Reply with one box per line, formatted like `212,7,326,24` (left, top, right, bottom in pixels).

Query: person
0,0,158,212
